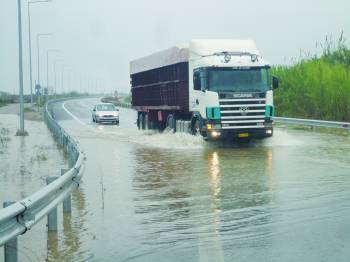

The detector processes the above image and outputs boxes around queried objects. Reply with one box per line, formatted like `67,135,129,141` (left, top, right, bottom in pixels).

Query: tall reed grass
272,34,350,122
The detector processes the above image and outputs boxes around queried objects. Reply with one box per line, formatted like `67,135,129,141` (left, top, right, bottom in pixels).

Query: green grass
272,35,350,122
124,95,132,104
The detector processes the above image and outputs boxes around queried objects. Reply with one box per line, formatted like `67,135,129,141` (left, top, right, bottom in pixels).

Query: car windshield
208,67,270,92
96,104,115,111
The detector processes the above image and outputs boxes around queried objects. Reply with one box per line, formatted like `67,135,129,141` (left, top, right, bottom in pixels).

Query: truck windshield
208,67,270,92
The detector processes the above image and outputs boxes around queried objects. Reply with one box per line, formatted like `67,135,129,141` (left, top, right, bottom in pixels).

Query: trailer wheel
192,118,201,136
137,113,140,129
166,114,175,132
140,113,146,130
145,114,151,130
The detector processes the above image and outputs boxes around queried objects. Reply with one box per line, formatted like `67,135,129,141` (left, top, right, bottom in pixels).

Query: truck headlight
211,131,221,138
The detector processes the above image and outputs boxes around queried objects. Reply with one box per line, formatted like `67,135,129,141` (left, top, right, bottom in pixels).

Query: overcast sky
0,0,349,95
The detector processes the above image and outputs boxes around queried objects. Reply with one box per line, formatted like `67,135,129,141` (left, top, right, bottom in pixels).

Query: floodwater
0,114,67,262
2,97,350,261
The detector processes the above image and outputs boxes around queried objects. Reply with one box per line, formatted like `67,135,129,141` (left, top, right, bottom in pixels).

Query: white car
92,103,119,124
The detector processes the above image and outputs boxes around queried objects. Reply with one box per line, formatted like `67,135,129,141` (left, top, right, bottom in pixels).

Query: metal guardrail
100,98,350,132
112,101,132,108
0,99,85,253
100,97,132,108
273,117,350,130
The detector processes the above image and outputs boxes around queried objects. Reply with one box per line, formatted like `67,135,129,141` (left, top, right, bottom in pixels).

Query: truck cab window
193,71,201,90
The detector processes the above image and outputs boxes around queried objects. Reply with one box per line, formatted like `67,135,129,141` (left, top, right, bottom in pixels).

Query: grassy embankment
272,36,350,122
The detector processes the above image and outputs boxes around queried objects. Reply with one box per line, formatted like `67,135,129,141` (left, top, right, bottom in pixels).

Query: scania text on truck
130,39,279,140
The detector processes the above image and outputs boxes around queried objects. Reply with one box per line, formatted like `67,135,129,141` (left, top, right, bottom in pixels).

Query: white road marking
62,101,89,127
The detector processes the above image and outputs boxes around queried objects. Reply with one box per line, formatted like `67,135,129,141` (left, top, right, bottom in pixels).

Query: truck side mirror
272,76,279,89
93,108,96,111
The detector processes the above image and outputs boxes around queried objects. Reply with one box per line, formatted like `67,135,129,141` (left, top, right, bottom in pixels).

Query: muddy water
0,114,67,262
46,98,350,262
2,98,350,262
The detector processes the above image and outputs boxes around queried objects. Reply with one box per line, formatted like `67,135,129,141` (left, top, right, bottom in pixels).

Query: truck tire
145,114,151,130
192,118,201,136
140,113,146,130
137,113,141,129
166,114,176,132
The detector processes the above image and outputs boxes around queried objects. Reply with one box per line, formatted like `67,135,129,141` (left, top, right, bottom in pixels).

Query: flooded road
0,114,68,261
23,98,350,261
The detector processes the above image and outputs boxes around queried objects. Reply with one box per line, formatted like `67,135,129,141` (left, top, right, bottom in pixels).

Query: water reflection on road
132,145,277,261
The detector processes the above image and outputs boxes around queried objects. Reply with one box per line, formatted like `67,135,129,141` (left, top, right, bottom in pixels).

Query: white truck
130,39,279,140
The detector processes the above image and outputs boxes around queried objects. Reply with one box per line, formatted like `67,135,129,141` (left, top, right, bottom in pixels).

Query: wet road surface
47,97,350,261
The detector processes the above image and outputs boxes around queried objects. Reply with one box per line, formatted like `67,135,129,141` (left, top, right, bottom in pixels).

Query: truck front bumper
204,120,274,140
206,128,273,140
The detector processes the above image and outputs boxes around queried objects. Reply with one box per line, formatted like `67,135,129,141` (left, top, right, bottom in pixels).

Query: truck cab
188,40,278,140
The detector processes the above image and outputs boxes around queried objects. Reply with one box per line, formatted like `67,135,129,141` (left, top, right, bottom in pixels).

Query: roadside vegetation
0,92,17,108
124,95,132,104
272,34,350,122
0,125,10,151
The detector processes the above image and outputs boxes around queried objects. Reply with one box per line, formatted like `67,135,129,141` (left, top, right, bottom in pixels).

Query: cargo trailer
130,39,279,140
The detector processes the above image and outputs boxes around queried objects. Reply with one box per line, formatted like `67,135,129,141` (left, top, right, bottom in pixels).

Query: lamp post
27,0,52,104
62,67,71,94
53,59,63,95
36,33,52,88
16,0,28,136
46,49,60,95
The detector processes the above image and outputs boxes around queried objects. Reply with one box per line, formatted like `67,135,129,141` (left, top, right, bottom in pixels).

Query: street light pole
46,49,60,95
36,33,52,86
27,0,52,104
16,0,28,136
54,60,63,95
62,66,70,94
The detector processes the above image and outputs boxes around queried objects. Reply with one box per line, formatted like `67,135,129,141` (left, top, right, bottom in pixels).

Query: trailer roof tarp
130,45,189,75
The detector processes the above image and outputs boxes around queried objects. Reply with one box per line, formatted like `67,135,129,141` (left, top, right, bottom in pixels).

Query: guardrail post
61,169,72,213
46,176,59,231
3,201,18,262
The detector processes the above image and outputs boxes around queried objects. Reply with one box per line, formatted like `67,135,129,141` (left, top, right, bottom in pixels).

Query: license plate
238,133,249,138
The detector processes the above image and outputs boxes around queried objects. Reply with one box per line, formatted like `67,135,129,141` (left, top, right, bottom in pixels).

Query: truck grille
219,98,266,129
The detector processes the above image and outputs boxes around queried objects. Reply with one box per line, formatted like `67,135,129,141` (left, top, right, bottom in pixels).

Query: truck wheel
140,113,146,130
145,114,151,130
192,118,200,136
166,114,175,132
137,113,141,129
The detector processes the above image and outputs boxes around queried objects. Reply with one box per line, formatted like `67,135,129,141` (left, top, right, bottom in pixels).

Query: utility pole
54,60,63,95
46,49,60,95
36,33,52,86
16,0,28,136
27,0,52,104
